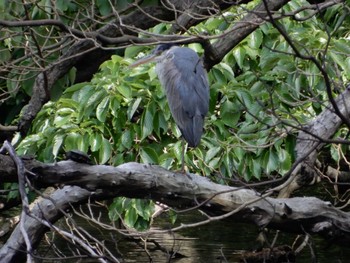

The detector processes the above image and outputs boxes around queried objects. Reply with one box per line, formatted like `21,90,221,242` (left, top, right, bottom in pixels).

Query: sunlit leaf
233,47,246,69
249,29,263,49
127,97,142,120
99,138,112,164
124,207,138,228
90,133,103,152
140,147,158,164
52,134,64,159
205,147,221,163
96,96,110,122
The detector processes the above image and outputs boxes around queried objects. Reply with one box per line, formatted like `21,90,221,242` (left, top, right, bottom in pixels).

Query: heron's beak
129,54,158,68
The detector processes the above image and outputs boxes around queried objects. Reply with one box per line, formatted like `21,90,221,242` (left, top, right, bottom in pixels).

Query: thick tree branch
0,155,350,261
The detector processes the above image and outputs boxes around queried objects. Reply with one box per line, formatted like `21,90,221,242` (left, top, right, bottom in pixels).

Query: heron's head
152,43,175,55
130,43,176,68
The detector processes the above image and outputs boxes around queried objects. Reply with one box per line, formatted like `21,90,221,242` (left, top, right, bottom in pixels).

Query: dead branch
0,155,350,261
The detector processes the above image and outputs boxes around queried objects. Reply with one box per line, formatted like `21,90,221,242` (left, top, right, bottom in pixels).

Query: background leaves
6,0,350,229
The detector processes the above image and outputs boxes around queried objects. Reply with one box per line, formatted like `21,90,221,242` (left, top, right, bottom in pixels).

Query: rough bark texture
0,156,350,262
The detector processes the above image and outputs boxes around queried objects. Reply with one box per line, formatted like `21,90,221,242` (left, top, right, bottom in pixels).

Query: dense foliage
2,0,350,228
16,1,349,179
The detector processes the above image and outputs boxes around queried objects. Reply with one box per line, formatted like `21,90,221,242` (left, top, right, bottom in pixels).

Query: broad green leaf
116,84,132,98
108,197,125,221
121,130,133,149
53,115,71,127
77,133,90,153
233,47,246,69
127,97,142,120
99,138,112,164
266,150,278,175
64,132,81,151
124,207,138,228
96,0,112,16
52,134,64,159
109,97,121,117
141,107,154,140
134,199,154,221
278,149,291,173
125,46,147,59
90,133,103,152
205,147,221,163
220,62,235,79
233,147,245,161
140,147,158,164
96,96,110,122
249,29,263,49
252,160,261,179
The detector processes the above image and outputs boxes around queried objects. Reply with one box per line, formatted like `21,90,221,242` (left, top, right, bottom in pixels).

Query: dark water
36,207,350,263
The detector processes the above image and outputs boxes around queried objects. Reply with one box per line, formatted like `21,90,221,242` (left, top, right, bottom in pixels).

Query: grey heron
131,44,209,171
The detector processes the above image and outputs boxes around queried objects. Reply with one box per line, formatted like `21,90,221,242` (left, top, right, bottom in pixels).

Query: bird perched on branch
131,44,209,171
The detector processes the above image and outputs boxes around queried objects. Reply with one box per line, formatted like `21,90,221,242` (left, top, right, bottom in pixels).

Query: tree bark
0,156,350,261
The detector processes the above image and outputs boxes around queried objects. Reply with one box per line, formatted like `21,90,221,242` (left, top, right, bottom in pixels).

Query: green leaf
259,48,280,70
141,107,154,140
53,115,71,127
109,97,121,117
205,147,221,163
96,96,110,122
96,0,112,15
64,132,81,150
220,62,235,79
127,97,142,120
330,145,340,162
121,130,133,149
249,29,263,49
252,159,261,179
77,133,90,153
90,133,103,152
99,138,112,164
233,47,246,69
168,209,178,225
329,51,347,71
266,150,278,175
278,149,291,173
334,39,350,54
116,84,132,98
124,207,138,228
108,197,124,221
134,199,153,221
52,134,64,159
140,147,159,164
125,46,146,59
7,183,19,200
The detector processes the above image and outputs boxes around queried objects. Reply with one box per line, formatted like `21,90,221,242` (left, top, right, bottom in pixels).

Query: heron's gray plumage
155,46,209,147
